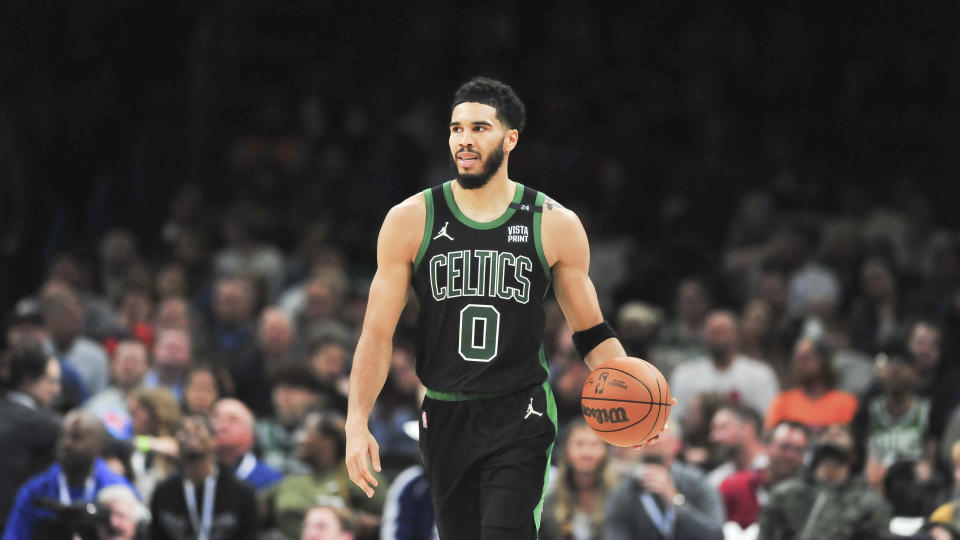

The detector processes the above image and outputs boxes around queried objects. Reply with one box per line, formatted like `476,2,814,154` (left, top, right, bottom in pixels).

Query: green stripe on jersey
533,191,552,285
413,188,435,272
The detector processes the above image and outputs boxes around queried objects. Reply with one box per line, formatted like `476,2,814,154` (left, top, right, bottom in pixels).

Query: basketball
581,357,672,447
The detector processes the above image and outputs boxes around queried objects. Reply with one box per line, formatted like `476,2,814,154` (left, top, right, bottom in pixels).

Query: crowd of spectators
3,163,960,540
2,3,960,540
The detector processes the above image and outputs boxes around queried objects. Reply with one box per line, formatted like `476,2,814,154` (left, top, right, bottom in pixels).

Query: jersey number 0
458,304,500,362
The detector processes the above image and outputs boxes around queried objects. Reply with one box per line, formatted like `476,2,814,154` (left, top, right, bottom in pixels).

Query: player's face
449,102,514,189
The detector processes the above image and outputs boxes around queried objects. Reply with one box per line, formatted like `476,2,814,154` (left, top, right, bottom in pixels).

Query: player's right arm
345,193,425,498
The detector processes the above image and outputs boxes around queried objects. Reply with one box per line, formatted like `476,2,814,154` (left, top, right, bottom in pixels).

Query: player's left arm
541,200,624,372
542,198,675,446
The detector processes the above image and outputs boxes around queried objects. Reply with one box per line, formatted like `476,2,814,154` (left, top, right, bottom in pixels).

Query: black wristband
572,321,617,358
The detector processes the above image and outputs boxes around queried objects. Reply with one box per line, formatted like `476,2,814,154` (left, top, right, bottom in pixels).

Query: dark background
3,0,960,312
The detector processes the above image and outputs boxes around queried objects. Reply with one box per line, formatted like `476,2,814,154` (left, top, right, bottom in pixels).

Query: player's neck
452,175,515,214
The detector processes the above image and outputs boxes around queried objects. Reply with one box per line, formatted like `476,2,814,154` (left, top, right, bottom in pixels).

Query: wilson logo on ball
581,405,630,424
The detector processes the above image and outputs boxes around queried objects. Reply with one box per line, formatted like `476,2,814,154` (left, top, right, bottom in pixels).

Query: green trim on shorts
413,187,435,273
423,387,516,401
534,380,558,532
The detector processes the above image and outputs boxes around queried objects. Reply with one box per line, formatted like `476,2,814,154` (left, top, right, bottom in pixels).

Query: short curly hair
452,76,526,133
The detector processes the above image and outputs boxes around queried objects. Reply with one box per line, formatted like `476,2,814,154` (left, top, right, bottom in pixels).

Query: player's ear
503,129,519,152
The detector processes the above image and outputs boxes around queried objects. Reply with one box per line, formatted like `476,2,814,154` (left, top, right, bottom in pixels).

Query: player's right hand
345,424,381,498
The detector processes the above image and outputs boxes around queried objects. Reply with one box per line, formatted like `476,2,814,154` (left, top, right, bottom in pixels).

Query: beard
454,143,505,190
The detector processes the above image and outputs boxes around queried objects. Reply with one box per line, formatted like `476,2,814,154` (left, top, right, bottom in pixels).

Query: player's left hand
632,397,678,450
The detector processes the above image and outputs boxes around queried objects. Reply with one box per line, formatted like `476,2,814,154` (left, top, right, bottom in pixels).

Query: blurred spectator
759,424,891,540
41,288,110,398
154,296,211,358
96,484,150,540
821,318,876,396
669,310,779,423
852,336,931,490
115,286,155,348
369,346,422,468
258,307,298,367
98,229,143,305
143,327,193,401
884,458,946,535
181,364,222,416
286,272,352,352
85,338,150,440
150,414,258,540
211,275,270,415
212,398,283,492
310,338,351,414
848,252,905,354
274,411,384,540
765,337,858,431
707,404,768,487
783,223,841,324
5,297,88,411
719,420,810,529
655,277,711,365
0,343,62,525
154,263,189,301
380,437,437,540
44,258,121,340
3,411,136,540
302,505,357,540
540,419,616,540
214,201,287,302
739,298,789,384
904,320,960,466
257,364,323,474
605,424,724,540
127,386,180,503
616,301,664,363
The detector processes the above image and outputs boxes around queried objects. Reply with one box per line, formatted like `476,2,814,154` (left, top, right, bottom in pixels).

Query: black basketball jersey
411,180,552,394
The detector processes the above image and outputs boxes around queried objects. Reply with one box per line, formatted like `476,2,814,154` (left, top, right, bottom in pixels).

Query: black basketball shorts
418,381,558,540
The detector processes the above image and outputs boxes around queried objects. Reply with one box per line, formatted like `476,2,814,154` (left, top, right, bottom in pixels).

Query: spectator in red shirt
719,421,810,529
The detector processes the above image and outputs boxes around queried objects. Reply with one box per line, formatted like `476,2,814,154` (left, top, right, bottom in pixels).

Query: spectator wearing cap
257,364,324,474
212,398,284,492
759,424,891,540
84,338,150,439
0,343,63,525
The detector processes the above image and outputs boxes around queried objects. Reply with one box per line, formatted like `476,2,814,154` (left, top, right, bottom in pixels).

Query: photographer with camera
3,410,136,539
605,424,725,540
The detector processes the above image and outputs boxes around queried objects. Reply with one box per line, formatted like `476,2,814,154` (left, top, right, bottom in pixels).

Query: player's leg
419,397,482,540
477,383,557,540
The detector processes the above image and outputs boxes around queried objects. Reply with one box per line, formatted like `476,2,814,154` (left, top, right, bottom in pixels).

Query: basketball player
345,77,672,539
